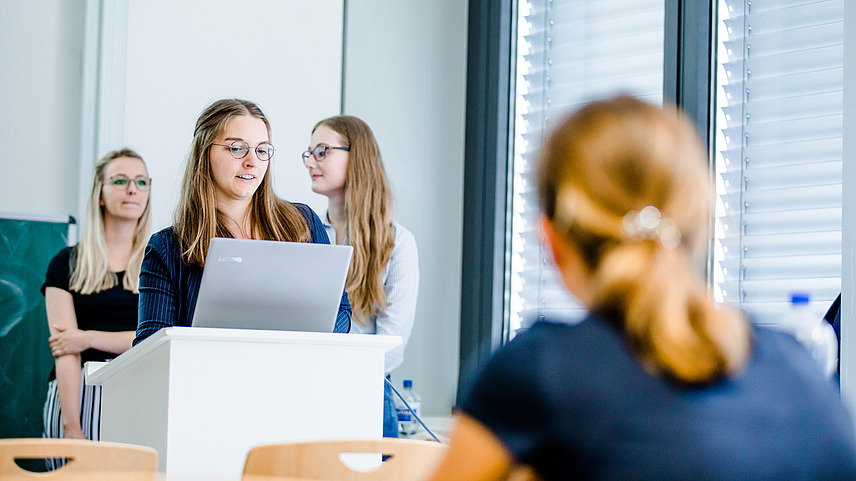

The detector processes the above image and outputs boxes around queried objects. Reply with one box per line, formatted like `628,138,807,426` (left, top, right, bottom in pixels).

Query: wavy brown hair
313,115,394,324
175,99,309,266
70,148,152,294
538,96,751,384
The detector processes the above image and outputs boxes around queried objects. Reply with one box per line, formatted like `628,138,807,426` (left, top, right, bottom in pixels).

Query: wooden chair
0,438,157,480
242,438,448,481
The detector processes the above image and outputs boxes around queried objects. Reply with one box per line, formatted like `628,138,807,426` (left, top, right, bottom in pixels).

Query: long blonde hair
313,115,394,324
538,96,751,384
69,148,152,294
175,98,310,267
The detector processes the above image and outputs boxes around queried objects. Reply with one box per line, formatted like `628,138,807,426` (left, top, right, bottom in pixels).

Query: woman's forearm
54,354,83,434
84,330,135,354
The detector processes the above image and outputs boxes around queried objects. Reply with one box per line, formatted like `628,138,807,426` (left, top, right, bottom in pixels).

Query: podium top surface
86,327,401,385
142,326,400,347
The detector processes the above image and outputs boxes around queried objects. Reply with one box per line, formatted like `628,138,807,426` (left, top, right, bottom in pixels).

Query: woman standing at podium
135,98,351,344
42,148,152,445
304,115,419,437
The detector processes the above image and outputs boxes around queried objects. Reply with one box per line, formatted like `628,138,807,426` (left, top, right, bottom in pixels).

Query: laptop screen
191,238,352,333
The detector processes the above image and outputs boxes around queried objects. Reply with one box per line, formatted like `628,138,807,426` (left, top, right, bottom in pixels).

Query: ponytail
593,241,749,383
539,96,752,385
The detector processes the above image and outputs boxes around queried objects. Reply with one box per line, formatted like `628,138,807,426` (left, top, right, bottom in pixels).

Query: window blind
713,0,843,325
508,0,665,334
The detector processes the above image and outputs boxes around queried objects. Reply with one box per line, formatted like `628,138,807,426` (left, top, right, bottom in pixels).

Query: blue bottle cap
791,293,810,305
403,380,413,388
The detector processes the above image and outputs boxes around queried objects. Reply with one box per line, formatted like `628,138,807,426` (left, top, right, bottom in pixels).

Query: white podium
85,327,400,478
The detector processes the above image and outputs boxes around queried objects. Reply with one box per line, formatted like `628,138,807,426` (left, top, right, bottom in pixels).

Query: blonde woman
135,99,350,344
42,148,151,444
428,97,856,480
304,115,419,437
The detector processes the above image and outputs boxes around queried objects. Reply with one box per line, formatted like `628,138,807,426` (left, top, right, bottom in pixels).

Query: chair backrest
243,438,448,481
0,438,157,480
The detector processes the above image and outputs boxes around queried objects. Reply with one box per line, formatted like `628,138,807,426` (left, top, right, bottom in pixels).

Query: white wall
0,0,341,229
0,0,85,219
340,1,468,416
119,0,343,231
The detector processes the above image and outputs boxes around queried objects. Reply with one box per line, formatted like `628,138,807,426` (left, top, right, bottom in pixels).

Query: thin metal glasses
301,145,350,164
212,140,275,161
107,175,151,190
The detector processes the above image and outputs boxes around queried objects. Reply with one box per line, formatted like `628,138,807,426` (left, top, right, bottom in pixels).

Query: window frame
458,0,516,400
458,0,716,400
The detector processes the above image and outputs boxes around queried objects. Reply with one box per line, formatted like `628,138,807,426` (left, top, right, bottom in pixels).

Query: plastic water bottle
779,293,838,378
396,380,421,438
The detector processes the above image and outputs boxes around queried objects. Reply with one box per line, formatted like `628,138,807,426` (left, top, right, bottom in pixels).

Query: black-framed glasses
301,145,350,164
212,140,275,161
107,174,151,190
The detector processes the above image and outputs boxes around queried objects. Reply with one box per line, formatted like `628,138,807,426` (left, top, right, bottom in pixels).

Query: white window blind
508,0,665,335
713,0,843,325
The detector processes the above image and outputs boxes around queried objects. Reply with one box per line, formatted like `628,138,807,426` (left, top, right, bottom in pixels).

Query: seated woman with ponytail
429,96,856,481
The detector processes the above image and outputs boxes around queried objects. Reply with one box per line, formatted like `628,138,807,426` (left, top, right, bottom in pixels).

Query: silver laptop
191,238,353,333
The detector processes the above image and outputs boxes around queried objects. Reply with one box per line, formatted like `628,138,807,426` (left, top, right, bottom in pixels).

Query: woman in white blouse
303,115,419,437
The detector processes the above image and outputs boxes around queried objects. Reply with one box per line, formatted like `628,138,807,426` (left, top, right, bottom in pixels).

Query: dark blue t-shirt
461,316,856,480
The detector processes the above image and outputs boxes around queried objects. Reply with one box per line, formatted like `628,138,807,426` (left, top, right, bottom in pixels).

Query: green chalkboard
0,213,74,438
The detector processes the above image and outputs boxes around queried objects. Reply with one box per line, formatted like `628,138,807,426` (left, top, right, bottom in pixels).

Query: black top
42,246,138,379
461,316,856,481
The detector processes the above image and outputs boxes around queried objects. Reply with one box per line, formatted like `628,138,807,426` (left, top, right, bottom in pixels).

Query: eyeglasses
212,140,275,161
107,175,151,190
301,145,350,164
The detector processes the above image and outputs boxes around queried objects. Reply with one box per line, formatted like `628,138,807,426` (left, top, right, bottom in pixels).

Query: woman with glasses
428,97,856,480
134,98,350,344
42,149,152,448
304,115,419,437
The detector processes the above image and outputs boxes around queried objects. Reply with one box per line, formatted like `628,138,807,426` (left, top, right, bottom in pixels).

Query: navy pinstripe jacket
133,203,351,345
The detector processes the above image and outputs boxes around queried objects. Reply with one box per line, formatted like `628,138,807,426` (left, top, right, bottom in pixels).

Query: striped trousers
43,370,102,440
42,369,102,469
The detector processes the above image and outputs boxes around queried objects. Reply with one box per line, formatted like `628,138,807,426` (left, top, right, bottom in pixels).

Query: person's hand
49,326,89,357
63,425,86,440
